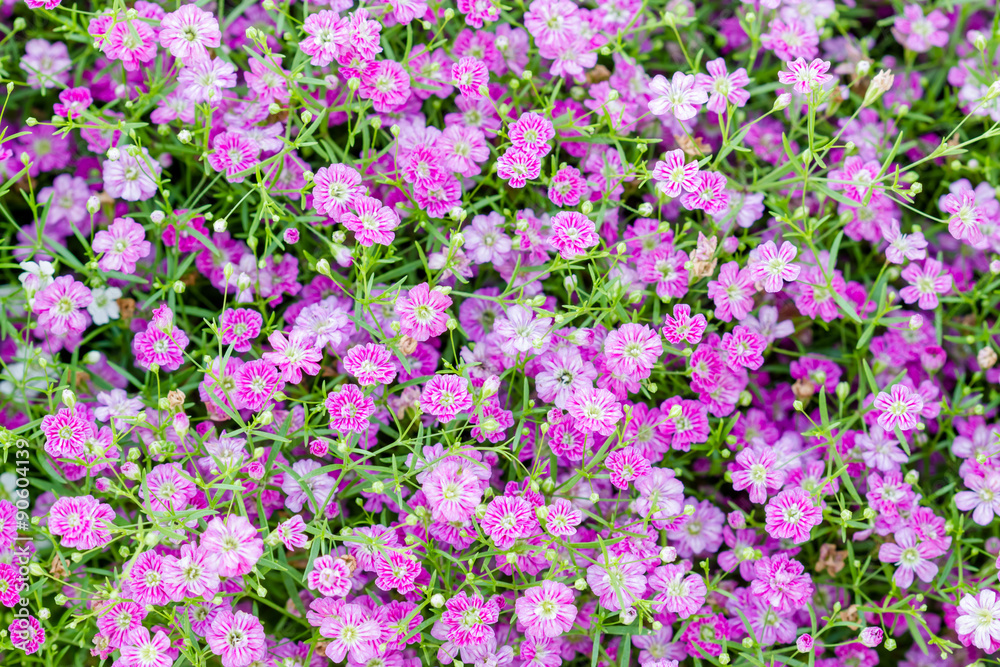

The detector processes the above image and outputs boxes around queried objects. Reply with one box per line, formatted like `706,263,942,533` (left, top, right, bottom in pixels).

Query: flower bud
62,389,76,409
213,218,227,233
979,347,998,370
773,93,791,110
87,196,101,214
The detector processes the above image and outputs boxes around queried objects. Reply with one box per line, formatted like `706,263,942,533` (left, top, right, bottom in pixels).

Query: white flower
87,286,123,325
18,260,55,295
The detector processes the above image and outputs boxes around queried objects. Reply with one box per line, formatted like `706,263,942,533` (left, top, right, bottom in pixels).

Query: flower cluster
3,1,1000,667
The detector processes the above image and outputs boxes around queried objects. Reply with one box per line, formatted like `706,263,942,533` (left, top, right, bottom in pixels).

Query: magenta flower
764,488,823,544
567,386,624,435
469,399,515,443
586,552,647,611
159,4,222,64
662,304,707,345
48,495,115,550
207,610,267,667
648,563,707,619
873,383,922,432
322,603,383,662
549,211,599,260
509,112,555,158
761,18,819,61
92,217,151,274
397,283,452,342
747,240,801,293
359,59,412,112
680,171,729,215
178,57,237,103
956,471,1000,525
219,308,263,353
777,58,834,95
325,384,375,434
424,460,483,522
103,20,157,71
695,57,751,113
120,627,173,667
53,86,92,119
0,562,23,607
496,147,542,188
544,497,583,537
9,615,45,655
200,515,263,577
235,359,284,412
344,343,397,386
750,553,814,613
208,132,260,183
706,261,755,322
275,515,308,550
452,56,489,98
308,554,353,597
721,325,766,371
494,304,553,356
420,374,474,422
262,330,322,383
648,71,708,120
603,323,663,379
162,543,220,602
342,195,400,247
900,258,953,310
548,165,587,207
441,593,500,647
103,146,161,201
312,163,365,222
515,581,578,638
941,190,986,247
893,5,949,53
878,528,941,588
729,446,785,503
481,495,537,549
33,275,91,336
652,149,699,198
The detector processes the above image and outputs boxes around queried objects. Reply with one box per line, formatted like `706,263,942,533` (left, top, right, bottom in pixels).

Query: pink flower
470,399,515,443
544,498,582,537
207,610,267,667
764,488,823,544
648,72,708,120
515,581,578,638
300,11,348,65
200,515,264,577
549,211,599,260
133,311,190,372
652,149,699,198
92,217,151,274
777,58,833,95
374,550,421,593
605,445,652,490
219,308,263,353
96,600,146,648
452,56,489,98
749,553,814,612
397,283,452,341
481,495,538,548
509,112,555,158
882,220,928,264
496,147,542,188
312,164,365,222
873,383,922,432
53,86,92,119
956,471,1000,525
208,132,260,183
9,615,45,655
308,555,353,597
695,57,750,114
955,590,1000,653
648,563,706,619
103,146,161,201
941,190,986,246
548,166,587,207
344,343,397,385
829,156,884,205
48,495,115,550
900,258,953,310
662,304,707,345
729,446,785,503
680,171,729,215
494,304,552,356
262,330,322,383
41,407,91,458
878,528,941,588
421,375,474,422
359,59,412,112
706,261,755,322
325,384,375,434
603,323,662,379
586,552,647,611
104,20,157,71
33,275,91,336
893,5,949,53
163,544,221,601
761,18,819,61
235,359,284,412
566,387,623,435
275,515,308,550
120,627,172,667
159,4,222,64
0,563,23,607
634,468,685,526
441,593,500,647
747,241,801,293
126,551,169,606
178,57,237,103
424,460,483,522
342,195,400,246
721,325,766,371
322,603,383,662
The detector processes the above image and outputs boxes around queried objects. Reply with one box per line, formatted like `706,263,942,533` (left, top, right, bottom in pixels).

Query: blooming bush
4,0,1000,665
